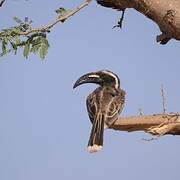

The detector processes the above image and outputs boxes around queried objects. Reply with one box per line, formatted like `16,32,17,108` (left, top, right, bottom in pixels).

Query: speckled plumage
86,85,125,150
73,70,126,153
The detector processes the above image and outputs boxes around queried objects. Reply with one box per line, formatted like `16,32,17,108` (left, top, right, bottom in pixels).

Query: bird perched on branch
73,70,125,153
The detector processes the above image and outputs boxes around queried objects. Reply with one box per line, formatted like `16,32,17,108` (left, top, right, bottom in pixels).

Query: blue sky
0,0,180,180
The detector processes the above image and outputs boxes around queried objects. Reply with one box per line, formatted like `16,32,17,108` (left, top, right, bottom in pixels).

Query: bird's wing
86,90,99,124
105,88,125,126
86,88,105,152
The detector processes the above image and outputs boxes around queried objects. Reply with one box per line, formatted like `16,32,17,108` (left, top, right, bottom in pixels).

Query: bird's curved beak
73,72,102,89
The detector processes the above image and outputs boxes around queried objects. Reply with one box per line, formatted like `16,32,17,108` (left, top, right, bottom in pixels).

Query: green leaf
30,45,39,54
39,46,45,59
13,17,23,24
29,36,49,59
0,49,11,57
39,44,47,59
15,36,21,44
23,42,30,59
30,39,41,54
0,22,50,59
12,28,20,34
12,43,18,55
2,40,7,54
55,7,67,16
39,38,49,59
0,39,8,57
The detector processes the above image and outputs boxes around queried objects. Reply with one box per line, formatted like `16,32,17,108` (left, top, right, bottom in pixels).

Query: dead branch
109,113,180,136
96,0,180,44
19,0,92,35
161,85,167,114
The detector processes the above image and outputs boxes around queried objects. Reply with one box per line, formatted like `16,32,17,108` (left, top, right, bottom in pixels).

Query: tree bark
109,113,180,136
97,0,180,44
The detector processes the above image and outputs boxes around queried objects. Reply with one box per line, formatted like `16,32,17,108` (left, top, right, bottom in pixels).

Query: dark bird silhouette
96,0,126,11
73,70,125,153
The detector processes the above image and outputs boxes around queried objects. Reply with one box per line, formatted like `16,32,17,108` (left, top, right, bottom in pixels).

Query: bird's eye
110,93,115,97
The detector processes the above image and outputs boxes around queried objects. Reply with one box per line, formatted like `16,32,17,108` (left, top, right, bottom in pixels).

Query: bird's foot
156,33,171,44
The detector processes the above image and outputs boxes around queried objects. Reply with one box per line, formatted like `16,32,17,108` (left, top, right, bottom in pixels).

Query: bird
73,70,125,153
96,0,126,11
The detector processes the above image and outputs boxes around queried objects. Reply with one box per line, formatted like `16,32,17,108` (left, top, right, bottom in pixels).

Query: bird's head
73,70,120,89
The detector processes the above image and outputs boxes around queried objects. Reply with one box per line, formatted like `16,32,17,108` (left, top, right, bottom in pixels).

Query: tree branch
97,0,180,44
19,0,92,35
109,113,180,136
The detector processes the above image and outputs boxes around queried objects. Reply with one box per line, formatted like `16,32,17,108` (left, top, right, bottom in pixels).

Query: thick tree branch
19,0,92,35
97,0,180,44
109,113,180,136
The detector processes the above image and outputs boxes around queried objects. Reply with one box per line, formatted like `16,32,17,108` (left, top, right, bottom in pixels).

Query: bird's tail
87,113,105,153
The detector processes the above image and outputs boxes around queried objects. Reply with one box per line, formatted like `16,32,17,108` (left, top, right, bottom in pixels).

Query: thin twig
19,0,92,35
161,84,167,114
138,108,144,116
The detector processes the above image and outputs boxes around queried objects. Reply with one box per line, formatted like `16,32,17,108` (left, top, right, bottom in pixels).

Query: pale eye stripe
88,74,100,78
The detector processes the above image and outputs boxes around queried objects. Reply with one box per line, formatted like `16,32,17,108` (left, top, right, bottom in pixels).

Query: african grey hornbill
73,70,125,153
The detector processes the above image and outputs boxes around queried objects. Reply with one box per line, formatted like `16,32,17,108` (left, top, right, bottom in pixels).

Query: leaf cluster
55,7,67,17
0,17,50,59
